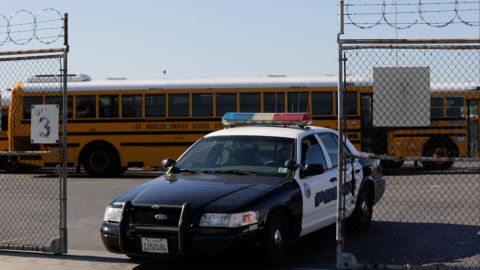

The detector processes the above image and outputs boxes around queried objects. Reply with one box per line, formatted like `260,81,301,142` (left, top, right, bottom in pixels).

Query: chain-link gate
0,10,68,254
337,1,479,269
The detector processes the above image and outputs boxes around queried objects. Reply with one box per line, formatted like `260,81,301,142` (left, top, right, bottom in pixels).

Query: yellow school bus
8,75,371,176
374,83,479,169
0,96,9,169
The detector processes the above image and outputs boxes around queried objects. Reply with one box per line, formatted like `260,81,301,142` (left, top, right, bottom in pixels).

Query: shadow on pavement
345,221,480,266
130,225,338,270
0,250,131,263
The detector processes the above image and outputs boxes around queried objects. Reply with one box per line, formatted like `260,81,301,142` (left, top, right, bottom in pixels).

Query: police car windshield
176,136,295,177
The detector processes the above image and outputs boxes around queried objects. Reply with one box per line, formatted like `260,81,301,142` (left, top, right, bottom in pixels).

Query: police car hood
114,173,286,212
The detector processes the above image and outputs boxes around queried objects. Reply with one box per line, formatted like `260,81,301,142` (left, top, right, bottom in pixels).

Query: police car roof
204,125,335,139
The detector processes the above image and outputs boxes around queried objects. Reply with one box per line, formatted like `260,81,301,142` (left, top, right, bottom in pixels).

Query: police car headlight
103,205,124,223
199,211,258,228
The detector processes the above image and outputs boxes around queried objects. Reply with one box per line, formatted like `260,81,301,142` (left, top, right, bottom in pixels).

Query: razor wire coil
345,0,480,29
0,9,64,47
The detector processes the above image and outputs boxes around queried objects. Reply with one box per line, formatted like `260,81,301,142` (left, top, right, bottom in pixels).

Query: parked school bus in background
8,75,371,176
7,74,479,176
370,83,479,170
0,96,9,169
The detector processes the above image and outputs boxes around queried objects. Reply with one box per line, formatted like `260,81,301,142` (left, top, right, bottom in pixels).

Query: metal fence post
59,12,69,254
336,0,346,268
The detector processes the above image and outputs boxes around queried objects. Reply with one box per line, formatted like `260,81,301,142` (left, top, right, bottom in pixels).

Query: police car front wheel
261,211,291,265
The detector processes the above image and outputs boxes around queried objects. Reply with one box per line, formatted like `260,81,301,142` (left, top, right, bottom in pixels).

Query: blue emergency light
222,113,313,127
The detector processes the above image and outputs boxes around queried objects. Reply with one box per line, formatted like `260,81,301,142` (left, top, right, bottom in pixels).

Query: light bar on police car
222,113,313,126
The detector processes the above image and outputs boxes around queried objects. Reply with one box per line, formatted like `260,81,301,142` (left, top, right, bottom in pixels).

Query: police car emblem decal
303,183,311,199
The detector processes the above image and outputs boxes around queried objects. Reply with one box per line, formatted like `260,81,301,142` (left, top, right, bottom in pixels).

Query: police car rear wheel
347,188,373,232
262,211,290,265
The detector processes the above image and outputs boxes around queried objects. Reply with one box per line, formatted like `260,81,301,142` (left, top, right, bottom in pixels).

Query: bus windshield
176,136,295,177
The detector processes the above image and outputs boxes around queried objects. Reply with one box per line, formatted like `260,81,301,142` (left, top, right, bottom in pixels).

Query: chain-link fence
0,54,66,253
338,1,480,268
339,46,480,268
0,10,67,254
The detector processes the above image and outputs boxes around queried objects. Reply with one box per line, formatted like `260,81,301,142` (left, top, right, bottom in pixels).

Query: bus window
288,92,309,113
263,92,285,113
312,92,333,115
76,96,96,118
343,92,357,115
192,93,213,117
2,107,8,131
122,95,142,118
240,93,260,112
169,94,189,117
216,93,236,116
430,97,443,119
446,97,465,118
145,94,166,117
45,95,74,118
23,96,42,119
99,95,119,118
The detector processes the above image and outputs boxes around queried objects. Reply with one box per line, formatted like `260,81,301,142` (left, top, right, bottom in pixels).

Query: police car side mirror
161,158,176,169
284,159,299,171
302,163,325,177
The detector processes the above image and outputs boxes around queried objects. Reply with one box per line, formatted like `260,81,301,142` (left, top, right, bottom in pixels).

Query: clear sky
2,1,479,80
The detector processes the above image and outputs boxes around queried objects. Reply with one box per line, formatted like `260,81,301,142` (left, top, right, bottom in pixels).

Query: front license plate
141,237,168,254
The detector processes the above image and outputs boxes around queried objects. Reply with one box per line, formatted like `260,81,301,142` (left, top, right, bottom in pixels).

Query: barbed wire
0,8,64,47
345,0,480,29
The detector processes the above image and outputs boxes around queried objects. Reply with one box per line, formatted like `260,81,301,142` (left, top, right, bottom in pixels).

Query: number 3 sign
31,104,59,144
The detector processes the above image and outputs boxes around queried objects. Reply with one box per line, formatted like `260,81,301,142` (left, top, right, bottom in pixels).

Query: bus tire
421,139,457,170
81,143,121,177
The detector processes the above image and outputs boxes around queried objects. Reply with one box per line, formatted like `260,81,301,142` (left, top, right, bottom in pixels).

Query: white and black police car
101,113,385,265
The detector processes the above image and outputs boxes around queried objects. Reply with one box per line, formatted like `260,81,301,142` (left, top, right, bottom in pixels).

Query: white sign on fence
31,104,59,144
373,67,430,127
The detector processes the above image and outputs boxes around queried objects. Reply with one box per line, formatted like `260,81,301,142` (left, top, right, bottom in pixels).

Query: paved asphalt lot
65,165,480,267
0,163,479,269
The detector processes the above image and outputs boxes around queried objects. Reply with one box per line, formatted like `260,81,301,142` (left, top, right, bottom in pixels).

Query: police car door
297,134,338,236
317,133,362,214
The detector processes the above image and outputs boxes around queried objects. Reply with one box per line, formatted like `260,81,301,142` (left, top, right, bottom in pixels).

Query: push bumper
100,222,260,257
100,202,261,258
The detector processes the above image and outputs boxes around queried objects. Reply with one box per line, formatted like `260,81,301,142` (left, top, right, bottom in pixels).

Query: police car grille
132,206,181,227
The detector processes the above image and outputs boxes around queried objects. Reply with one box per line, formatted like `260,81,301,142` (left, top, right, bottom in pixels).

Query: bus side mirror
161,158,176,169
284,159,299,171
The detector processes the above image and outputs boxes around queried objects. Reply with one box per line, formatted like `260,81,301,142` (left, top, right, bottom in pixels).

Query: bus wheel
82,145,121,177
421,143,455,170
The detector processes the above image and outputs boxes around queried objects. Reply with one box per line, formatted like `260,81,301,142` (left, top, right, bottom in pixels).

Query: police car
101,113,385,264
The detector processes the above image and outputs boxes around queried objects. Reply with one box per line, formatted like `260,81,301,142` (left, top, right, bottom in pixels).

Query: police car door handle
355,169,361,174
330,177,337,182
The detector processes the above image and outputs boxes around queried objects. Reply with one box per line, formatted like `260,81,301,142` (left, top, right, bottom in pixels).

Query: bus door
360,94,373,153
467,99,479,156
361,93,389,157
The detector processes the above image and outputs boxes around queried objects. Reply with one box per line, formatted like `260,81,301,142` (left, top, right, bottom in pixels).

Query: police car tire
261,211,290,265
347,188,373,233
